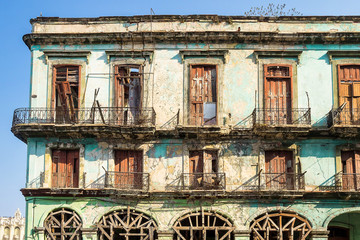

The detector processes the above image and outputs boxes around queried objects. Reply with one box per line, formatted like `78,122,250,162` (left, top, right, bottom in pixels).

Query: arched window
13,227,20,240
44,208,82,240
250,212,312,240
97,207,157,240
173,211,235,240
3,227,10,240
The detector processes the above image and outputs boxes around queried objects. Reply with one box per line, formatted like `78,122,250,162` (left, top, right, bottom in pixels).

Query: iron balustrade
181,172,226,190
334,172,360,191
252,108,311,126
329,108,360,126
261,172,305,191
38,172,86,189
104,171,149,191
12,107,156,126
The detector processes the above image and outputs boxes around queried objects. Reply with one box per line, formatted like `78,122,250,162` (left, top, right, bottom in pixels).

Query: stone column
158,230,174,240
234,230,251,240
311,229,329,240
82,229,97,240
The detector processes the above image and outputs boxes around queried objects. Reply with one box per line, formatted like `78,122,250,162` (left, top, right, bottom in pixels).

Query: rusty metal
97,207,157,240
181,173,226,190
262,172,305,191
334,172,360,191
250,212,312,240
104,171,149,191
40,172,86,189
252,108,311,126
12,107,156,126
173,211,235,240
328,107,360,126
44,208,82,240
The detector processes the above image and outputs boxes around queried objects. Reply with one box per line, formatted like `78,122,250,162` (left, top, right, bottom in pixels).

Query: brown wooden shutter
189,151,204,174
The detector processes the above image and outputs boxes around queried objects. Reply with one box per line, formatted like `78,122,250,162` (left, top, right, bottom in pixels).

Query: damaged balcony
320,172,360,192
104,171,149,192
11,107,156,141
251,108,312,136
180,172,226,191
328,107,360,136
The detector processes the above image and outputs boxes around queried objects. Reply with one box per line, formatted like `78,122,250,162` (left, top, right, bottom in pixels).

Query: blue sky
0,0,360,217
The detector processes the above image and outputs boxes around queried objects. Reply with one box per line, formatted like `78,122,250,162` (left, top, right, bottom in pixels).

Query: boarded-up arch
44,208,82,240
250,211,312,240
173,210,235,240
97,207,158,240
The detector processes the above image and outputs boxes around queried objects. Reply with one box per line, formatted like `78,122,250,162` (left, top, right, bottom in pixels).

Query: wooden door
264,65,292,124
114,65,142,125
338,65,360,124
341,150,360,190
189,151,204,187
190,65,217,126
115,150,143,188
265,151,294,190
53,66,80,123
52,150,79,188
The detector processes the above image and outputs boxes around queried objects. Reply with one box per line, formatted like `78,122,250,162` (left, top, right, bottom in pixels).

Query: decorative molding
328,50,360,63
43,50,91,64
105,50,154,63
254,50,303,64
179,50,229,63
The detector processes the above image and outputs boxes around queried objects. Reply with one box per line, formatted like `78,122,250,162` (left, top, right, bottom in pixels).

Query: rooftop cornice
23,31,360,49
30,15,360,24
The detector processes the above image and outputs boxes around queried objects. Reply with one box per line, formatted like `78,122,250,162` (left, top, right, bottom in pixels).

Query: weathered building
0,209,25,240
11,15,360,240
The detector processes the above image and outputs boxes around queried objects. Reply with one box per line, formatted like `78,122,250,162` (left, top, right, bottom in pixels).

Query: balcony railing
261,172,305,191
104,171,149,191
41,172,86,189
252,108,311,126
12,107,156,126
328,108,360,126
335,172,360,191
181,172,226,190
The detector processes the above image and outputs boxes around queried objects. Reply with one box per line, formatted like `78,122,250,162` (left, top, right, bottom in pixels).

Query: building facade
0,209,25,240
11,15,360,240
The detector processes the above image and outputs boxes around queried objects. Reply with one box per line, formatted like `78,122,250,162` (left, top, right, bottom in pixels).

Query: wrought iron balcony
12,107,156,126
104,171,149,191
328,108,360,126
38,172,86,189
252,108,311,126
262,172,305,191
334,172,360,191
180,172,226,190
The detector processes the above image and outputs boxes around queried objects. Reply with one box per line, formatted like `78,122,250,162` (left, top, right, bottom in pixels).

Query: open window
51,149,79,188
53,65,80,123
189,65,217,125
338,64,360,124
265,151,294,190
188,150,222,189
114,65,142,125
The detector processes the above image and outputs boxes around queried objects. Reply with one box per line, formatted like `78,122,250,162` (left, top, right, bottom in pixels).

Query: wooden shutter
190,65,217,125
189,151,204,174
115,150,143,188
265,151,294,189
338,65,360,123
264,65,292,124
51,149,79,188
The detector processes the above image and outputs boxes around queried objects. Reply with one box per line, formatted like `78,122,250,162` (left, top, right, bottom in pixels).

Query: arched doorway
250,211,312,240
44,208,82,240
97,207,158,240
172,210,235,240
328,211,360,240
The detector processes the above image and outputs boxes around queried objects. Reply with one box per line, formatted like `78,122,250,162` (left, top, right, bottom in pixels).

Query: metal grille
253,108,311,126
12,107,156,126
104,171,149,191
180,173,226,190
